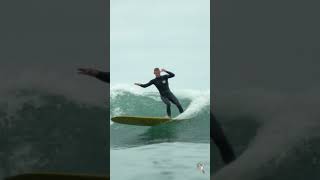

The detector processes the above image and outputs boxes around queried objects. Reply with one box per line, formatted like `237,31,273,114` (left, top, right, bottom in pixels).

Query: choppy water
110,84,210,180
0,89,109,179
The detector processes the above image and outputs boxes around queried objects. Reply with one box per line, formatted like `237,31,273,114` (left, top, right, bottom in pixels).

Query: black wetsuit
138,71,183,117
95,71,110,83
211,113,236,164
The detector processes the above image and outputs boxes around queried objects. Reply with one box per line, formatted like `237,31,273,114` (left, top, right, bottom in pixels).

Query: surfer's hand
134,83,141,86
78,68,99,76
161,68,167,72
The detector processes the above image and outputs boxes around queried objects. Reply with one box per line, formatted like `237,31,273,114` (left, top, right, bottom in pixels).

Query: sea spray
110,84,210,121
213,89,320,180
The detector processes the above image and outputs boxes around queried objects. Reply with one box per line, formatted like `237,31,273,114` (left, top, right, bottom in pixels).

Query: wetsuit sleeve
165,71,175,78
164,70,175,79
139,80,153,88
95,71,110,83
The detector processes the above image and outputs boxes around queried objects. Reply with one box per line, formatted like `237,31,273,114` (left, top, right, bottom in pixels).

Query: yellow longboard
6,173,109,180
111,116,171,126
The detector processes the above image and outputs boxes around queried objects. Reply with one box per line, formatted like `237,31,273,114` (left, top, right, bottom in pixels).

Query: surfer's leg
211,113,236,164
161,96,171,117
168,93,184,113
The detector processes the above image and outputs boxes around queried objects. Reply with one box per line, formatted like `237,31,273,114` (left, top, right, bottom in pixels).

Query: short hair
154,68,160,71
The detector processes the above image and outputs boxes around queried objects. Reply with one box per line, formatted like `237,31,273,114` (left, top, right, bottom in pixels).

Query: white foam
174,90,210,120
110,84,210,121
110,83,158,99
213,89,320,180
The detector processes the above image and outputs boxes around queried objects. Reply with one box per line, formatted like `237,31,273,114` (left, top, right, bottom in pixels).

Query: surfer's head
154,68,161,77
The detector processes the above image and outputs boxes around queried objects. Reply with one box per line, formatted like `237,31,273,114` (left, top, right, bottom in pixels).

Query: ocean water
212,89,320,180
0,88,109,179
110,84,210,180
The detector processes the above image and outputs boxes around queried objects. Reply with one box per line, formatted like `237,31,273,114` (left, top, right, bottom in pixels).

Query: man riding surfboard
134,68,184,118
77,68,236,164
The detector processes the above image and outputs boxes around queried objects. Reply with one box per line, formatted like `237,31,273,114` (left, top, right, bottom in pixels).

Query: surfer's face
154,69,161,77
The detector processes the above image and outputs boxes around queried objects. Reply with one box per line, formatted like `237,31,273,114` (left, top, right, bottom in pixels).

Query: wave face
110,84,210,149
212,90,320,180
0,89,108,179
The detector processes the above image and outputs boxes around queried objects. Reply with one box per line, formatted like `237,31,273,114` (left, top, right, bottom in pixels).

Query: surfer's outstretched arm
95,71,109,83
134,80,153,88
78,68,110,83
161,69,175,78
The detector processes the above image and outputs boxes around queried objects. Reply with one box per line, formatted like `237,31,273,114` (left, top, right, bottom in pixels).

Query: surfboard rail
111,115,171,126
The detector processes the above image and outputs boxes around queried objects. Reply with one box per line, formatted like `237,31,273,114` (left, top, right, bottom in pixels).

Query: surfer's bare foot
164,115,171,119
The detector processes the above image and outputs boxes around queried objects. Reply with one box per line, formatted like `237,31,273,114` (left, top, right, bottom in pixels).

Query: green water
110,86,210,179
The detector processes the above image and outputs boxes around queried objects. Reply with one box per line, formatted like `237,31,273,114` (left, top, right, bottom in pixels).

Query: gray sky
111,0,210,90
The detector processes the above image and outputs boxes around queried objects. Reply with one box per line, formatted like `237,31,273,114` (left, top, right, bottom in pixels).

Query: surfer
211,113,236,164
78,68,110,83
134,68,184,118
